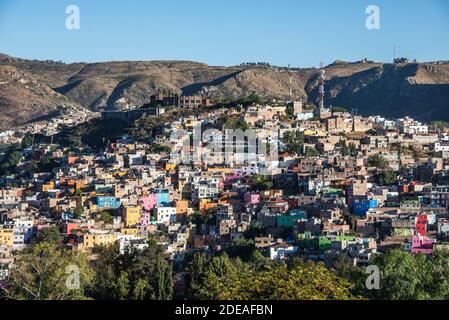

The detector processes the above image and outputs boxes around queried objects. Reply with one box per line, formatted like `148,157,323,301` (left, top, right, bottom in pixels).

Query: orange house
198,199,218,213
175,199,190,217
63,223,79,235
67,156,80,165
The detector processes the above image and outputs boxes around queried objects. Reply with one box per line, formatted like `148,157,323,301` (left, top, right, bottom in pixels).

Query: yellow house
41,181,55,192
114,170,127,177
184,118,198,128
166,163,176,171
120,228,139,236
75,180,86,190
82,233,117,249
123,206,141,227
303,129,326,137
207,167,232,174
0,228,13,247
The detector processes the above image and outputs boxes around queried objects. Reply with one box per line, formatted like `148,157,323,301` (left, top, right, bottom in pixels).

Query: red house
415,214,427,237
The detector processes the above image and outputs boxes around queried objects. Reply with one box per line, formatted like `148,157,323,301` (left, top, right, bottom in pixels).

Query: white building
269,244,298,260
155,207,177,224
435,142,449,152
117,234,148,254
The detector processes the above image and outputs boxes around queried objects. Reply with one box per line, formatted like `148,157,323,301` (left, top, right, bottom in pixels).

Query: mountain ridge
1,53,449,130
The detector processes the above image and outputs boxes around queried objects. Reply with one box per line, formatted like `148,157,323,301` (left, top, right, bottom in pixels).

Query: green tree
188,253,361,300
90,244,173,300
225,237,255,259
304,146,319,158
251,174,273,191
286,103,295,118
95,210,114,224
111,271,130,300
378,170,397,186
154,256,173,300
132,278,150,300
254,120,265,129
364,250,432,300
429,121,449,130
186,252,210,299
36,226,61,245
1,242,93,300
367,154,388,169
73,207,84,219
249,250,271,271
341,249,449,300
282,131,304,155
21,134,34,149
0,147,22,175
332,106,347,113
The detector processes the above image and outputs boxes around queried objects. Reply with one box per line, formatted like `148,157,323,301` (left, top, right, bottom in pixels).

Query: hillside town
2,86,449,298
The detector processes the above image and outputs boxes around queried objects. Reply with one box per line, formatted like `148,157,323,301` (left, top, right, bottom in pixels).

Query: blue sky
0,0,448,67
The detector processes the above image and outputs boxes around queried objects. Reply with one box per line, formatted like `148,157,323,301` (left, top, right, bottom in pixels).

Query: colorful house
175,199,189,217
165,163,176,171
244,193,260,205
297,233,331,251
0,228,13,247
97,196,120,209
155,189,170,206
140,194,158,211
409,235,435,255
82,233,117,249
276,210,307,228
353,199,378,216
290,209,307,219
415,214,428,237
140,211,151,226
62,223,78,235
122,206,141,227
95,184,114,195
199,199,217,213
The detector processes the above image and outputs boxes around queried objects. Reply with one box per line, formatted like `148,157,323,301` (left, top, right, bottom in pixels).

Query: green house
276,210,307,228
297,234,331,251
276,215,299,228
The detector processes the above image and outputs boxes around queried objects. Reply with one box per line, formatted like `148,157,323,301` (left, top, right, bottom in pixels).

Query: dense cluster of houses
2,100,449,284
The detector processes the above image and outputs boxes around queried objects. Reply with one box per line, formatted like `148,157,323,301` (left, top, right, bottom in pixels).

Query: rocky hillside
307,61,449,121
0,53,448,130
0,64,83,129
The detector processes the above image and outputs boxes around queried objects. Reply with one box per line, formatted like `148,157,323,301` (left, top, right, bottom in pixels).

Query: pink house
410,235,435,255
140,194,158,212
244,192,260,205
224,173,242,184
140,211,151,226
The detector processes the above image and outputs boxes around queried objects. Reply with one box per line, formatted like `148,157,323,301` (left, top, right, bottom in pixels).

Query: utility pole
318,62,325,110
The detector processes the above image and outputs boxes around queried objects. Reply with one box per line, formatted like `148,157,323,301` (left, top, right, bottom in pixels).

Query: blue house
353,199,378,216
156,189,170,206
97,196,121,209
290,209,307,219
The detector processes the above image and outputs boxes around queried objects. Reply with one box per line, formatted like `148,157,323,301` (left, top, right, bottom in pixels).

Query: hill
1,54,449,130
0,64,83,129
